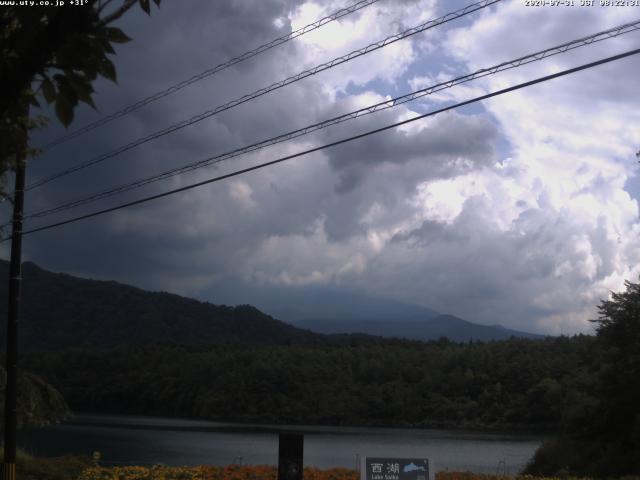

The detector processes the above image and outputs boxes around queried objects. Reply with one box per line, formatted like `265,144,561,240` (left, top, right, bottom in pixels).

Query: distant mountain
293,313,544,342
244,285,544,341
0,261,324,351
243,286,440,326
0,261,543,350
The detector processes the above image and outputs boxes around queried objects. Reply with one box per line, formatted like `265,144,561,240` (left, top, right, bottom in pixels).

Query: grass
0,448,92,480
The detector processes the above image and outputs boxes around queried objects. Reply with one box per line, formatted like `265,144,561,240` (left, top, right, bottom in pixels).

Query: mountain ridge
0,261,324,350
0,260,543,349
229,283,544,341
292,312,544,342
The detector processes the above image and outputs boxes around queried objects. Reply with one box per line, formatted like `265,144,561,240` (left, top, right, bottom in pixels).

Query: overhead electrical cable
7,47,638,240
20,19,640,221
26,0,501,192
40,0,384,151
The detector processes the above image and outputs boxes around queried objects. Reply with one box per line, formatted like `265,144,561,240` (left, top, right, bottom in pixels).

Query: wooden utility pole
3,117,27,480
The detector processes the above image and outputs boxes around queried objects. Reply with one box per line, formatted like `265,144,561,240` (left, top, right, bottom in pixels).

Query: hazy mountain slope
0,261,542,350
247,285,542,341
0,261,323,350
245,285,440,324
294,313,543,342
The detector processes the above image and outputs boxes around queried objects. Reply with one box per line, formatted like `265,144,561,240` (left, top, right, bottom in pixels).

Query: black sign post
365,458,430,480
278,433,303,480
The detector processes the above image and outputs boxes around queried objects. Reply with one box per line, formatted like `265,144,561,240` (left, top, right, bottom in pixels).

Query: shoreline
60,410,553,437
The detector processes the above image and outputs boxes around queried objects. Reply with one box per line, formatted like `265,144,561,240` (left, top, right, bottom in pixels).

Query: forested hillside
0,261,323,350
0,367,69,428
0,261,543,348
23,335,594,430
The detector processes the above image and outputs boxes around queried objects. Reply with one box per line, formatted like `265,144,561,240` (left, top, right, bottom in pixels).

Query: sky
2,0,640,335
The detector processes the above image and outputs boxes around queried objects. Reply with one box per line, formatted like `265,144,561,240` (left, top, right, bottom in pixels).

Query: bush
78,465,359,480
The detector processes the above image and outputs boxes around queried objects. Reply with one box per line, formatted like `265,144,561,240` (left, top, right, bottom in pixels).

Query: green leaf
82,95,96,110
99,37,116,54
139,0,150,14
41,77,56,104
55,95,74,127
98,57,117,83
104,27,131,44
82,56,100,81
69,76,96,110
56,76,79,108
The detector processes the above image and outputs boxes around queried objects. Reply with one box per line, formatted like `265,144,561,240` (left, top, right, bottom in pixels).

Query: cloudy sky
3,0,640,335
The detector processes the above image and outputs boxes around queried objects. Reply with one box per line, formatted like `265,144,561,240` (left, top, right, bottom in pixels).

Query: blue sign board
365,458,429,480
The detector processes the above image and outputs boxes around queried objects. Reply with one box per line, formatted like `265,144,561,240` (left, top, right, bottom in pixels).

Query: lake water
18,414,544,474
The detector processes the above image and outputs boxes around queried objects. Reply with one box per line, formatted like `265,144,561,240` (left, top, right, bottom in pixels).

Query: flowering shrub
437,474,511,480
79,465,205,480
78,465,359,480
79,466,640,480
435,473,633,480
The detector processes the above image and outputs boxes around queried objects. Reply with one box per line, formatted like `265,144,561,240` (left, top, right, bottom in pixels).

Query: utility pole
3,114,27,480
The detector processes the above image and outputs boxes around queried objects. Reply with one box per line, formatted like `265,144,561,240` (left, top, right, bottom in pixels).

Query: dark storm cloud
17,0,496,261
318,107,498,193
23,0,354,225
9,0,608,336
16,0,311,276
391,219,469,246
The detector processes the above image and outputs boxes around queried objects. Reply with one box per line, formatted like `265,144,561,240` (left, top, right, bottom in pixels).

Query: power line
39,0,384,151
25,0,501,192
9,47,639,240
20,19,640,221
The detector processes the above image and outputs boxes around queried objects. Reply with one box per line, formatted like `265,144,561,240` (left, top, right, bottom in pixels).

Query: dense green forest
0,367,69,428
23,335,594,431
524,280,640,477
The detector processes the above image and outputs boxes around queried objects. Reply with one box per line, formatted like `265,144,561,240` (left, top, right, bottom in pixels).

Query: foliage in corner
0,0,161,187
525,279,640,477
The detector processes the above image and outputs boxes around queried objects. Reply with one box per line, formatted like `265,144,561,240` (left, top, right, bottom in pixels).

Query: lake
18,414,544,474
